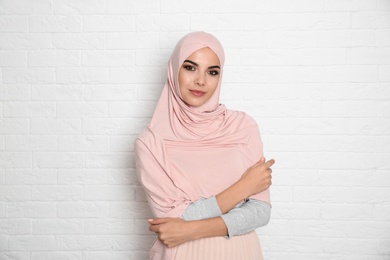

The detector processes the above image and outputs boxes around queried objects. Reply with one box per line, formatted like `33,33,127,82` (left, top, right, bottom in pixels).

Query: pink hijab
135,31,270,260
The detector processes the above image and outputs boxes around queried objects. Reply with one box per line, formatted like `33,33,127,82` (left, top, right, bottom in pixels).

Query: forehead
185,47,220,65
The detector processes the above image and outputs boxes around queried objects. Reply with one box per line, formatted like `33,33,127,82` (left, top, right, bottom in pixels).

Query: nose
195,72,205,86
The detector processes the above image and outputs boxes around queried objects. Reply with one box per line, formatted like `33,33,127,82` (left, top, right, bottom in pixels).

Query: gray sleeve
182,196,222,221
182,196,271,238
221,199,271,237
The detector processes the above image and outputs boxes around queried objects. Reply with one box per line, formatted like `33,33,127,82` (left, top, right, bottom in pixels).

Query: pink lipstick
190,90,206,97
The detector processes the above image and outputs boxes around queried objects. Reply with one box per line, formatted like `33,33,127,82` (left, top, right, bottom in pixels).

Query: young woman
135,31,275,260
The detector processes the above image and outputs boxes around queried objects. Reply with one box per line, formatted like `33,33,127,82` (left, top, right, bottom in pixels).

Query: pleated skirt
173,231,263,260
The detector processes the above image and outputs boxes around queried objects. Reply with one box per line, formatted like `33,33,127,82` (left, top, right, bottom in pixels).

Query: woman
135,31,275,260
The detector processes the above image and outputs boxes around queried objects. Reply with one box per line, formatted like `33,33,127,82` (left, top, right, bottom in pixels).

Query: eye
184,65,195,71
209,70,220,76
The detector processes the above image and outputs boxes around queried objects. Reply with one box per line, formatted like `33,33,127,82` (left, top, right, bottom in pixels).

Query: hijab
135,31,269,260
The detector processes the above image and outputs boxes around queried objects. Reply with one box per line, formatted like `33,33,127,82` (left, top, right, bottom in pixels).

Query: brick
6,169,57,184
85,84,137,101
57,202,109,218
378,65,390,82
348,170,390,187
0,51,27,66
29,50,81,67
83,16,136,32
0,118,29,134
0,252,30,260
191,15,244,31
320,100,376,117
322,203,373,221
4,101,56,118
0,0,52,14
375,136,390,152
106,32,136,50
136,15,189,32
59,235,112,250
2,68,55,84
58,135,109,152
297,12,350,30
108,169,139,185
56,67,109,84
85,152,134,169
319,29,375,47
84,219,134,235
324,0,377,11
0,33,52,49
0,84,30,101
82,118,145,135
376,29,390,46
108,0,159,14
30,16,82,32
31,84,83,101
82,50,134,67
0,235,7,250
109,67,162,84
323,238,377,254
135,49,171,67
6,202,56,218
109,136,136,152
84,185,135,201
347,47,390,64
0,16,28,32
53,0,105,15
33,152,84,168
0,186,31,201
31,252,82,260
243,13,297,31
352,11,390,29
135,32,159,49
293,186,347,203
53,33,105,50
58,169,108,184
83,251,134,260
30,119,81,134
57,101,108,118
261,219,291,236
32,186,83,201
109,101,155,118
112,235,154,251
0,219,31,234
0,152,32,168
9,235,60,251
347,187,390,203
33,219,83,234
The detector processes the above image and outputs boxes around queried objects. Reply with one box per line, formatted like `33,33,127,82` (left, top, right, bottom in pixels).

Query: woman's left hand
148,218,193,248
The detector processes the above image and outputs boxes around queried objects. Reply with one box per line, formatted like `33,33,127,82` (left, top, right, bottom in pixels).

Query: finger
148,218,168,225
149,224,160,233
265,159,275,167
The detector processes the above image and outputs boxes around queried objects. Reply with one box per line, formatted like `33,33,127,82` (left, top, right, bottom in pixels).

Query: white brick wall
0,0,389,259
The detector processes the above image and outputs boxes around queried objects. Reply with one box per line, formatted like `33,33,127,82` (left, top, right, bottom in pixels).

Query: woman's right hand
240,158,275,196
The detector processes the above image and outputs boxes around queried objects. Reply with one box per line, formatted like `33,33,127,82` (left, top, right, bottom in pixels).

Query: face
178,47,221,107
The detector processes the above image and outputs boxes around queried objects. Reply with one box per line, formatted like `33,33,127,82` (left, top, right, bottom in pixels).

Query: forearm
190,216,228,240
215,179,251,214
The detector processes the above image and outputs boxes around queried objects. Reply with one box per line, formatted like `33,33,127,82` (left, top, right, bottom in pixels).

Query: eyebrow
183,59,221,70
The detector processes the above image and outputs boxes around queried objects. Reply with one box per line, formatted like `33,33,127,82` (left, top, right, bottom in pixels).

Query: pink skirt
173,231,263,260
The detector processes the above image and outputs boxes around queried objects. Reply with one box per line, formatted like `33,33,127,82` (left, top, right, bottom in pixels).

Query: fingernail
148,219,153,222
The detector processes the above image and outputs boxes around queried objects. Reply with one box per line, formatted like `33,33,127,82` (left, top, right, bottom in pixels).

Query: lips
189,90,206,97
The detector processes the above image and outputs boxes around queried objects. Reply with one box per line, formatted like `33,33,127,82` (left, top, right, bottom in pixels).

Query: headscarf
135,31,270,260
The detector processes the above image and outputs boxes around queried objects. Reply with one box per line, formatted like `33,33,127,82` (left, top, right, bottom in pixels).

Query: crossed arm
148,158,275,248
